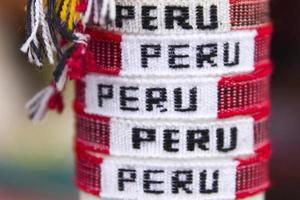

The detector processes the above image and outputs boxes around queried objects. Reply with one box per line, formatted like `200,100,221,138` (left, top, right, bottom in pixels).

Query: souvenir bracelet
103,0,270,34
75,104,269,159
74,62,271,120
75,145,270,200
79,24,272,77
79,192,266,200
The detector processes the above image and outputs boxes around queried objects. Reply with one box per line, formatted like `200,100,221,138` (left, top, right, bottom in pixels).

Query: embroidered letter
142,6,158,30
132,128,156,149
163,129,180,152
146,88,167,112
174,87,197,112
172,170,193,194
141,45,161,68
97,84,113,107
217,127,238,152
224,42,240,67
144,170,164,194
168,45,190,69
196,5,218,30
118,169,137,191
116,6,135,28
196,44,218,68
165,6,193,30
199,170,219,194
120,86,139,111
186,129,209,151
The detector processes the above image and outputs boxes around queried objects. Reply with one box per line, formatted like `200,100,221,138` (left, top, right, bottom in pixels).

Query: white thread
21,0,56,66
100,157,238,200
25,85,55,122
79,191,266,200
119,30,257,77
108,117,254,158
84,74,219,119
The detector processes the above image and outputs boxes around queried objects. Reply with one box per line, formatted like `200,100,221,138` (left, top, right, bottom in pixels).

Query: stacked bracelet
74,63,271,119
82,25,272,77
75,107,269,159
75,145,270,199
104,0,270,34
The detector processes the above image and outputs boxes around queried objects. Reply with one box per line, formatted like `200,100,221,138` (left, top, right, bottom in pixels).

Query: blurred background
0,0,299,199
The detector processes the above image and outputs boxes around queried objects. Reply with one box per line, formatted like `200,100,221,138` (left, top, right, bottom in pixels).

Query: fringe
21,0,116,67
26,84,64,122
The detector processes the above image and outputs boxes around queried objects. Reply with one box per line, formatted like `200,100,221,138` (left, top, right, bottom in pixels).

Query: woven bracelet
75,106,269,159
79,192,266,200
75,145,270,200
74,63,271,120
75,25,271,77
101,0,270,34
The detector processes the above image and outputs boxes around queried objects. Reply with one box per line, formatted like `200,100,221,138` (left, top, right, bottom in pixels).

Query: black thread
144,170,164,194
146,88,167,112
196,44,218,68
224,42,240,67
141,45,161,68
116,6,135,28
199,170,219,194
217,127,238,152
174,87,197,112
120,86,139,111
132,128,156,149
97,84,113,107
196,5,219,30
165,6,193,30
163,129,179,152
142,6,158,30
118,169,137,191
168,45,190,69
187,129,209,151
172,170,193,194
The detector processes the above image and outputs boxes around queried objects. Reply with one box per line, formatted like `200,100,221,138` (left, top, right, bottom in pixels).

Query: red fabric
74,146,270,198
78,25,272,76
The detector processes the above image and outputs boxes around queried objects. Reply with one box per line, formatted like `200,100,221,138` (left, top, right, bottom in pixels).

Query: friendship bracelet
75,63,271,120
75,106,269,158
102,0,270,34
79,191,266,200
81,25,272,77
75,146,270,199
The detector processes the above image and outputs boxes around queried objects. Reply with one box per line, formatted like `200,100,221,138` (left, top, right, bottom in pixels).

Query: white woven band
104,0,269,34
111,117,254,158
79,191,265,200
101,157,238,200
84,74,219,119
120,31,256,76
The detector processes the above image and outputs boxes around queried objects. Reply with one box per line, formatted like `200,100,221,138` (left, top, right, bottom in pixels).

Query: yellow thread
60,0,71,22
68,0,78,30
56,0,63,12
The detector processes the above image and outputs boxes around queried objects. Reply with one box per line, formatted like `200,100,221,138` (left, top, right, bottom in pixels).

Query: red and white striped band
76,25,271,77
103,0,270,34
75,145,270,200
74,63,271,119
85,24,272,76
75,106,269,158
79,192,266,200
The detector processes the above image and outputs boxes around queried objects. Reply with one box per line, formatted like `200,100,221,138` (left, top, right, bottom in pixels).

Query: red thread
74,147,270,198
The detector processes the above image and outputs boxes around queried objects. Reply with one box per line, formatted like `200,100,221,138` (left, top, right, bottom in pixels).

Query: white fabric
100,157,238,200
109,116,254,158
107,0,230,34
85,74,219,119
79,191,265,200
120,30,257,76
